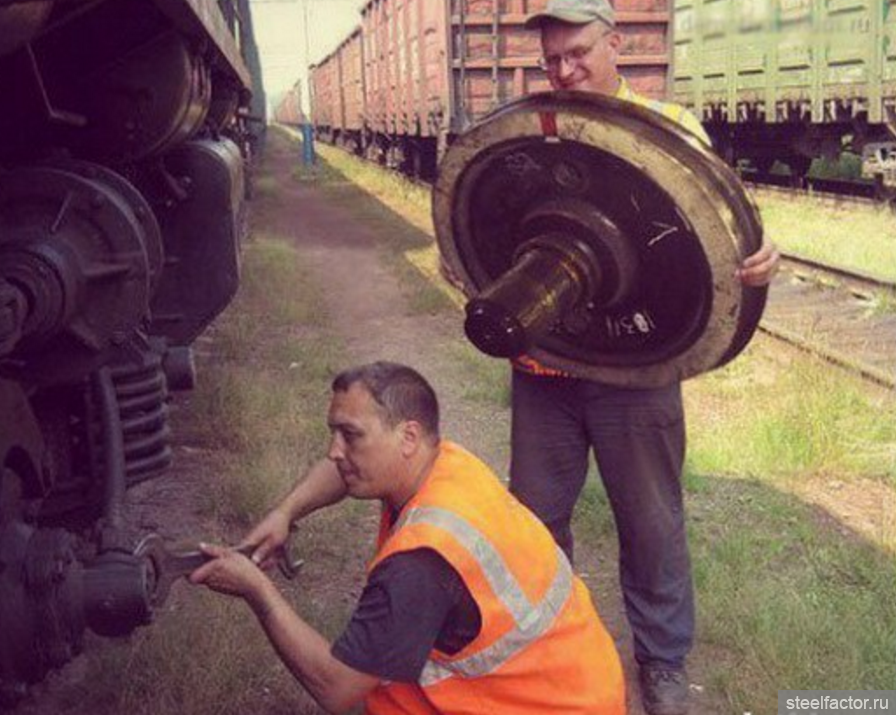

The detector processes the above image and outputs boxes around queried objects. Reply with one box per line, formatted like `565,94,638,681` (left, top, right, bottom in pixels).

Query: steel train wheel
433,91,767,388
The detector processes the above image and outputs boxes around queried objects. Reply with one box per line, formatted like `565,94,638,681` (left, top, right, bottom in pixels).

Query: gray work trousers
509,369,694,669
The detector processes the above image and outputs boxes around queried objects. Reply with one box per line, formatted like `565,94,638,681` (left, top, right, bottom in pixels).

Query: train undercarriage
0,0,260,703
704,102,896,200
316,125,442,183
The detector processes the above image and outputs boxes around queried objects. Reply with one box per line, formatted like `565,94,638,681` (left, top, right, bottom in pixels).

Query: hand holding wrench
134,534,303,607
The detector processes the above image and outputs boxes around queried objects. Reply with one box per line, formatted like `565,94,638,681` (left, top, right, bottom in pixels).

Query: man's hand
239,507,293,570
190,543,269,605
737,241,780,287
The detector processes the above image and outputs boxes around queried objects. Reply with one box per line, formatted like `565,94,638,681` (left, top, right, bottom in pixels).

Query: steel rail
768,253,895,390
780,253,896,297
745,180,879,207
758,321,895,390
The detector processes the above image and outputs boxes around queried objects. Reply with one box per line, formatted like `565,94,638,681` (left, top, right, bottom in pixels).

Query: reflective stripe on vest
394,506,574,687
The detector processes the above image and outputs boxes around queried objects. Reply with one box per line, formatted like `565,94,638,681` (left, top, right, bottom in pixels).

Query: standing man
191,362,627,715
509,3,782,715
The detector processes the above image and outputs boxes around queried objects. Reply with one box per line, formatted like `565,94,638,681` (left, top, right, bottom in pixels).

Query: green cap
524,0,616,30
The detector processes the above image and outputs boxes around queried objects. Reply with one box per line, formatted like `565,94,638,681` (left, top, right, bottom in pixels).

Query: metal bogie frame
0,0,265,701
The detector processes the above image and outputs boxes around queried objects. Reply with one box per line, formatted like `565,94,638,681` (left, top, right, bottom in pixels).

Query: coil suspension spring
109,354,173,487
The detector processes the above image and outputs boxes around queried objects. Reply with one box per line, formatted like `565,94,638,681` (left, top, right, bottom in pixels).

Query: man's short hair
525,0,616,30
332,362,440,440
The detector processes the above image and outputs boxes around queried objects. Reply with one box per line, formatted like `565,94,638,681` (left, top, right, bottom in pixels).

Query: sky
249,0,362,114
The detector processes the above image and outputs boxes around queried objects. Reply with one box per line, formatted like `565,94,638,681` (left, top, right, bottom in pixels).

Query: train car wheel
434,91,767,388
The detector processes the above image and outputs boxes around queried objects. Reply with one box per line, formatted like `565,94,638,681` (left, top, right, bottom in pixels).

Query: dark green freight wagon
672,0,896,192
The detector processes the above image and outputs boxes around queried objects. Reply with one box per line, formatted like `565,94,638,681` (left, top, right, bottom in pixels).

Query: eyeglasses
537,31,612,72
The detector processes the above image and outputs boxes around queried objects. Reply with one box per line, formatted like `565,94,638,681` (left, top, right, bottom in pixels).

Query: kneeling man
192,361,626,714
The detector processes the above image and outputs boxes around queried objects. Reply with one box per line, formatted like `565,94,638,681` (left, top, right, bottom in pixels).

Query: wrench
134,534,304,607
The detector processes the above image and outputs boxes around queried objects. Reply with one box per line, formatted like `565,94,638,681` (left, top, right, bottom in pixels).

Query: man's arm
737,241,780,287
190,545,378,715
252,579,379,713
332,549,479,680
241,458,347,566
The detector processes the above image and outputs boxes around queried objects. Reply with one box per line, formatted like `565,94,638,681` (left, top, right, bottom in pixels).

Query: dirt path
261,139,724,714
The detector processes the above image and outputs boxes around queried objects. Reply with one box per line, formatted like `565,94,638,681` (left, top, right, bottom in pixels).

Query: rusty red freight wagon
309,0,672,178
310,28,365,147
309,49,338,132
309,28,363,137
274,81,306,126
307,20,372,159
306,1,896,198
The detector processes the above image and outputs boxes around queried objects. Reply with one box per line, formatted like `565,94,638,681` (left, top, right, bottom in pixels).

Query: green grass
89,596,302,715
572,473,616,546
307,143,431,232
756,195,896,281
688,478,896,713
570,343,896,713
80,588,349,715
686,344,896,487
809,151,864,180
182,235,343,527
446,341,512,407
684,346,894,711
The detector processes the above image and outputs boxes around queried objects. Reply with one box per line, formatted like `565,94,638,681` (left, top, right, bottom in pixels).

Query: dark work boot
639,665,689,715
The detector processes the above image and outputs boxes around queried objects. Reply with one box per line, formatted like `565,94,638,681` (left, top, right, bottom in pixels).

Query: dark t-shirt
331,548,481,682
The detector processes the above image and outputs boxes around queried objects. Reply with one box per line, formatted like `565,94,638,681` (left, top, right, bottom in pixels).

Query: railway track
744,179,881,208
763,254,896,389
313,139,896,390
313,134,885,211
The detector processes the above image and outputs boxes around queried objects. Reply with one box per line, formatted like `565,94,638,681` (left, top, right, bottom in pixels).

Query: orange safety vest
364,441,626,715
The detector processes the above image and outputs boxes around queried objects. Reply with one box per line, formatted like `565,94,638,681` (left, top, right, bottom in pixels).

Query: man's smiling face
540,20,621,95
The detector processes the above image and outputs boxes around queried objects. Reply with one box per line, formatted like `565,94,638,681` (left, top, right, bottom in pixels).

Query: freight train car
308,0,896,194
274,80,306,126
672,0,896,194
0,0,262,703
310,0,673,178
310,28,365,149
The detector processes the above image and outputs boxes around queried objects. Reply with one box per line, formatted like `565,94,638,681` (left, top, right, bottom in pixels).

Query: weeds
683,344,893,709
446,341,511,407
868,289,896,317
688,479,896,713
685,344,896,487
181,235,341,527
308,144,431,233
92,593,337,715
758,196,896,281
